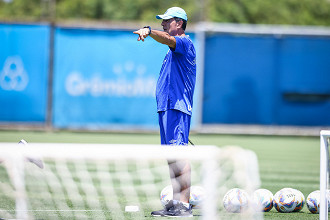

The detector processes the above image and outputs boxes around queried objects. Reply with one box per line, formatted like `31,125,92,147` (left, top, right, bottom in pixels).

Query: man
133,7,196,217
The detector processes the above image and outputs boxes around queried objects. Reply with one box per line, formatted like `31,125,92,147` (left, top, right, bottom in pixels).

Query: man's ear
176,20,183,29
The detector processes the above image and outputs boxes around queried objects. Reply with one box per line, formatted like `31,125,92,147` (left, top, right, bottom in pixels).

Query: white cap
156,7,188,21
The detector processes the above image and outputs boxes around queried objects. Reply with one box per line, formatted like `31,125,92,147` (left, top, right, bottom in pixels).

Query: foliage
0,0,329,26
208,0,330,26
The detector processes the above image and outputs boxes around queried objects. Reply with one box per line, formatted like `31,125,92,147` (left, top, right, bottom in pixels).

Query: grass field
0,129,324,219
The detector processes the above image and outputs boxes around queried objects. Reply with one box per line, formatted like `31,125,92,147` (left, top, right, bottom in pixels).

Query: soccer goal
0,143,262,220
320,130,330,220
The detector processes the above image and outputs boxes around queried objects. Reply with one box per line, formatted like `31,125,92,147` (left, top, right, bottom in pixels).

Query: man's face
161,18,178,36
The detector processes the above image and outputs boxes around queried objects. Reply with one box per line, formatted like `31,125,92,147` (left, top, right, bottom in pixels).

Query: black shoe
151,200,176,217
151,209,166,217
165,201,193,218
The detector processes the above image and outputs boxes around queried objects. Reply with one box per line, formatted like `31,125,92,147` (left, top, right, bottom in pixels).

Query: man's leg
166,159,193,217
168,159,191,203
152,110,192,217
163,110,193,217
165,110,192,204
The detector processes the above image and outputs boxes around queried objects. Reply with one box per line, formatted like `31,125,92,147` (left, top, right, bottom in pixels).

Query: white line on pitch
11,210,110,212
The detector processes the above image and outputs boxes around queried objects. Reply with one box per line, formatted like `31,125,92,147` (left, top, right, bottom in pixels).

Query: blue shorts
158,109,191,146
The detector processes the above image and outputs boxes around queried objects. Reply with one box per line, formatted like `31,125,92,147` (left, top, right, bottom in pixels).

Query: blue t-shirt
156,35,196,115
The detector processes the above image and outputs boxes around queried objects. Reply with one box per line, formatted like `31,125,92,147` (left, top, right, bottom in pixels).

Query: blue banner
277,36,330,126
203,34,330,126
203,35,277,124
53,27,170,129
2,23,328,127
0,24,50,122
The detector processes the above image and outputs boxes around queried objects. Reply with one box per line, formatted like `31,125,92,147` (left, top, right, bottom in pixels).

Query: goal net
0,143,262,220
320,130,330,220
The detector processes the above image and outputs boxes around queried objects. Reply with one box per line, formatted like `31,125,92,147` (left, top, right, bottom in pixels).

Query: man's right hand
133,27,150,42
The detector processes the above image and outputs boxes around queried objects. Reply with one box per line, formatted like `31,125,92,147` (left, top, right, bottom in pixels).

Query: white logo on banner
65,62,156,97
0,56,29,91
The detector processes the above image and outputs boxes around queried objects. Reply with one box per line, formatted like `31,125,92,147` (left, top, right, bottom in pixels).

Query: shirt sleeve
171,36,190,55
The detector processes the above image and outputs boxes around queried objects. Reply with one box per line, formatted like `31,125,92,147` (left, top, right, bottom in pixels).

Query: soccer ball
281,187,305,212
189,186,206,209
160,185,205,208
273,188,296,213
160,185,173,207
306,190,330,213
306,190,320,214
252,189,273,212
291,188,305,212
223,188,249,213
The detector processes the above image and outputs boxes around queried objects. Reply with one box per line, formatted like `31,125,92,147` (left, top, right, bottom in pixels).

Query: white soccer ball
252,189,273,212
189,186,206,209
223,188,249,213
273,188,296,213
291,188,305,212
160,185,173,207
306,190,320,214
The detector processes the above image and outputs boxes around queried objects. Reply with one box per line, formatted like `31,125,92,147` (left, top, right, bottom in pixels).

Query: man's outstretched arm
133,27,176,49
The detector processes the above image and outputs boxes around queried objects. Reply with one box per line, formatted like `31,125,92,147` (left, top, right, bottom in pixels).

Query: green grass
0,130,323,219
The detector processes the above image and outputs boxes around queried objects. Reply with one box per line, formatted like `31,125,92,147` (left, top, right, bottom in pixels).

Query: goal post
320,130,330,220
0,143,262,220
